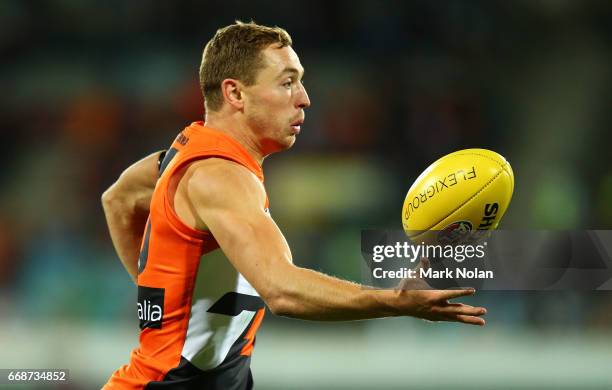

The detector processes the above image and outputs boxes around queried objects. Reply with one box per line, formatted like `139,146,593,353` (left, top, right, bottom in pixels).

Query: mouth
290,117,304,134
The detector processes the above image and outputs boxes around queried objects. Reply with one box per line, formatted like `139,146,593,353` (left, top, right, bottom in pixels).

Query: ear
220,78,244,110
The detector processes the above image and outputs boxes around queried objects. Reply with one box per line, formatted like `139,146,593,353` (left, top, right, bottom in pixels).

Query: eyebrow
279,67,304,79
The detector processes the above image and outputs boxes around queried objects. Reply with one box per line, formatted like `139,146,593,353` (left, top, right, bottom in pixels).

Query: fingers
427,302,487,326
452,315,486,326
435,303,486,317
434,288,476,301
424,313,486,326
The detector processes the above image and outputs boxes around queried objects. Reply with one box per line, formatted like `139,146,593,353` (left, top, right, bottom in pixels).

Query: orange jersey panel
105,122,267,390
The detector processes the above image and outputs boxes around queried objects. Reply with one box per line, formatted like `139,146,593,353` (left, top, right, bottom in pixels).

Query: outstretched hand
395,258,487,326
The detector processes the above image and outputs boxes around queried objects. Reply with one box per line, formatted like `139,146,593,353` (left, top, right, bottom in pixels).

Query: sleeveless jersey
105,122,267,390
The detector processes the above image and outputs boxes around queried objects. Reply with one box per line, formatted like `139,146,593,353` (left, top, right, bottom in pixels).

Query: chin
277,136,296,153
283,134,297,150
262,136,295,156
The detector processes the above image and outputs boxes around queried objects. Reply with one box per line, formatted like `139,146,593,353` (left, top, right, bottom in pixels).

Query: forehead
257,45,304,78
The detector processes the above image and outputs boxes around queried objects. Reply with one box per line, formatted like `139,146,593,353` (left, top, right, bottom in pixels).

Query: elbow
257,265,300,317
101,184,129,214
101,186,119,210
265,294,294,317
261,286,298,318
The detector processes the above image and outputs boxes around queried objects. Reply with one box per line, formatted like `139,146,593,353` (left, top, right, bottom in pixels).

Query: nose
296,83,311,109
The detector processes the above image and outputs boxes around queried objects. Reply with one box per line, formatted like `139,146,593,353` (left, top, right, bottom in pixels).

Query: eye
282,79,293,88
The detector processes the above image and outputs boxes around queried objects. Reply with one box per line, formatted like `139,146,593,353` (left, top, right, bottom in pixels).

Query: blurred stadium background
1,1,612,389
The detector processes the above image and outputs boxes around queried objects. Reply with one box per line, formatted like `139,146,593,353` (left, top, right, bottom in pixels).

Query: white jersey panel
181,247,260,370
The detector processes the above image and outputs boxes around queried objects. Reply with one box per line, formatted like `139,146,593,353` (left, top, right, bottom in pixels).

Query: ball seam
446,151,508,169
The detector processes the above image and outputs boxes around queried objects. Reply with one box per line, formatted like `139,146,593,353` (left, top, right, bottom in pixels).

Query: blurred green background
1,1,611,389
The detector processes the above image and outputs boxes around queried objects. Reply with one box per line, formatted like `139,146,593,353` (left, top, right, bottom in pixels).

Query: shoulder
183,158,266,208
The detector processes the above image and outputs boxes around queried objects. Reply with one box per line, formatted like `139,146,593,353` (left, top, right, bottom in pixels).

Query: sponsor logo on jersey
137,286,165,329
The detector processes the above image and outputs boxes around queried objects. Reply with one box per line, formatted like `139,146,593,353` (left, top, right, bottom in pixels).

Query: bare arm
180,159,487,325
101,151,164,283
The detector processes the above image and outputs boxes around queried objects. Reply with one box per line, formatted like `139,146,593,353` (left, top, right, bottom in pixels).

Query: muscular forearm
101,188,150,283
101,151,162,283
264,265,484,326
266,264,399,321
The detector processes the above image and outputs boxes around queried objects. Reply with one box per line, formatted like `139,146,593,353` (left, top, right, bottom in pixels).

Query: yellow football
402,149,514,241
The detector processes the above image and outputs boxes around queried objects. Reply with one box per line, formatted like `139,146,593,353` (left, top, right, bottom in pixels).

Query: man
101,21,486,389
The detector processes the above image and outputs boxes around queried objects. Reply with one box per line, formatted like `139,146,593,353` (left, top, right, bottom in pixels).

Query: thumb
415,257,430,272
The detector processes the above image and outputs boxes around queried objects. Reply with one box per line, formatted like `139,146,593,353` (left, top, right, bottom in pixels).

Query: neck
204,112,265,166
